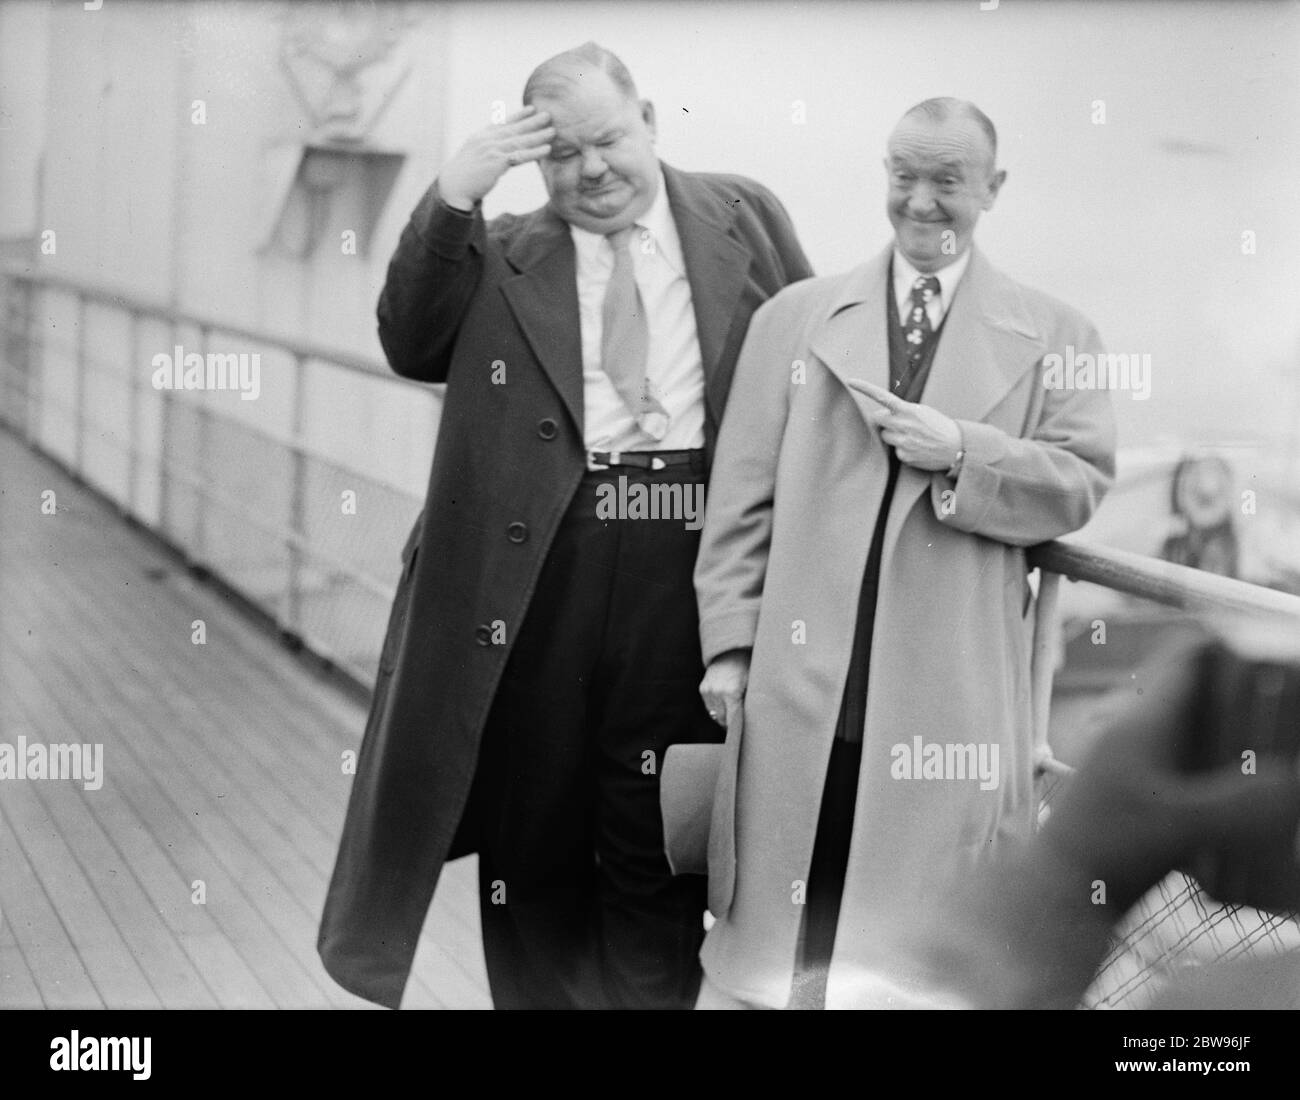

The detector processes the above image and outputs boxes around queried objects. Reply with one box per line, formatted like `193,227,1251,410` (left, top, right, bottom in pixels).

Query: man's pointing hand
849,378,964,473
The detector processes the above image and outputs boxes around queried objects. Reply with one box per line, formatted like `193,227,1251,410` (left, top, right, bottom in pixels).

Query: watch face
1174,457,1234,530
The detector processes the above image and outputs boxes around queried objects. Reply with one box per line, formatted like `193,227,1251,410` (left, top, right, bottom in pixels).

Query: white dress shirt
892,246,972,330
570,170,706,452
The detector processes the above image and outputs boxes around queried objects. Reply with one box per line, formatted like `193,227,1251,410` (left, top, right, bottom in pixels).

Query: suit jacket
693,243,1116,1008
318,162,813,1008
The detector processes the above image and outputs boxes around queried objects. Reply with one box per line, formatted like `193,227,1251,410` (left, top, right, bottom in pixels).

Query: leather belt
586,448,705,473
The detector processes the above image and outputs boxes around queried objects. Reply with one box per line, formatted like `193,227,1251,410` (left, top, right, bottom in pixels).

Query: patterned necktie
900,274,942,386
601,226,669,441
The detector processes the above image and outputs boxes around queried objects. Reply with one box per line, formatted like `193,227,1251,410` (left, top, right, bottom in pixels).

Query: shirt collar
892,245,972,313
569,168,684,275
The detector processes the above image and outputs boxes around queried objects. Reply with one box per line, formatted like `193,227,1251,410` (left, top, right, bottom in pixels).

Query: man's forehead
538,91,635,134
532,71,629,114
887,117,992,168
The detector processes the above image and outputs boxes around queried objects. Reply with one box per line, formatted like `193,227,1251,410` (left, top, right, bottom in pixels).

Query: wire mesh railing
1026,540,1300,1008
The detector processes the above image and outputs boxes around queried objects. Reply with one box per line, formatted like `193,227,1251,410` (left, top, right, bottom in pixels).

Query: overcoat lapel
809,245,1044,425
917,248,1043,425
501,209,584,436
807,247,895,493
663,165,752,426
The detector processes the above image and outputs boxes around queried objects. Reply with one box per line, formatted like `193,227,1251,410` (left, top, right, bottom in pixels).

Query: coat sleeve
375,181,490,383
931,317,1117,547
695,293,798,663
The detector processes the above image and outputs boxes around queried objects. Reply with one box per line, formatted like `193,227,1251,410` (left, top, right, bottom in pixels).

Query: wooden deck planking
1,634,280,1008
56,475,489,1005
22,532,476,1008
0,772,160,1008
10,561,361,1008
0,645,231,1009
0,686,222,1008
0,428,489,1008
51,541,354,875
0,795,103,1007
0,945,44,1008
4,504,373,1008
50,499,490,999
10,768,222,1009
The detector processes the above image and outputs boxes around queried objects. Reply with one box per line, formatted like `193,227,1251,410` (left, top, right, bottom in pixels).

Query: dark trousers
467,465,718,1009
790,738,863,1009
790,452,903,1009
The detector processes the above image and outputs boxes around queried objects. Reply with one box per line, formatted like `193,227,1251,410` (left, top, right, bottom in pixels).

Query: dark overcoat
318,162,813,1008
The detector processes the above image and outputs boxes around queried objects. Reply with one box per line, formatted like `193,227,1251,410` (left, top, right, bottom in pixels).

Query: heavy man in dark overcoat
319,42,812,1009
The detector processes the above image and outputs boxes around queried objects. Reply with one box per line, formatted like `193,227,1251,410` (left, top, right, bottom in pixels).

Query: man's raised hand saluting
437,105,556,211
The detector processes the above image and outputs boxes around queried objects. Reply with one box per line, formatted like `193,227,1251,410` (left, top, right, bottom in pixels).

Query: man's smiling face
885,113,1005,272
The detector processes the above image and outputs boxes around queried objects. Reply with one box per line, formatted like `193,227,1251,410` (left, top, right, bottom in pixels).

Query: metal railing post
194,324,211,563
74,292,87,475
285,351,308,639
1029,569,1069,780
26,277,40,445
158,321,175,538
126,311,141,518
0,272,23,436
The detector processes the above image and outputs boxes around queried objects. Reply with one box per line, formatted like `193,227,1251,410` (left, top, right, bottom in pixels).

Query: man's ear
641,99,657,140
983,168,1008,210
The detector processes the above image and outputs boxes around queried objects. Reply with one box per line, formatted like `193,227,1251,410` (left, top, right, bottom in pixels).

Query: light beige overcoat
694,244,1116,1008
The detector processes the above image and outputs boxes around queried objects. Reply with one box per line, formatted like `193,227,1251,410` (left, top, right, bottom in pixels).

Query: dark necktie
601,226,669,441
899,274,941,388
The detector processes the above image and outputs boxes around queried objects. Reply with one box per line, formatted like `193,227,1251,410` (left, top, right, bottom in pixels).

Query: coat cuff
955,418,1010,468
700,609,759,665
408,180,481,260
936,418,1009,532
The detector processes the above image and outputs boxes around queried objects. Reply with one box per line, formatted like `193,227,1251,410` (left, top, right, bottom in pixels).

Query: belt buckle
586,449,617,472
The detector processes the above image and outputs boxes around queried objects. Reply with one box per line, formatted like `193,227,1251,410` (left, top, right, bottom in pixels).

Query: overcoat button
474,624,493,646
506,522,528,544
536,418,558,440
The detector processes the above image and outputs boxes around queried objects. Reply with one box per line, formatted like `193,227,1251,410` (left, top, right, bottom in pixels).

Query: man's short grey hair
899,97,998,165
523,42,639,105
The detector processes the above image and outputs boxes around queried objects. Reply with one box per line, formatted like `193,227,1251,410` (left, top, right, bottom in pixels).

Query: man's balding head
898,98,998,169
884,98,1006,272
523,42,639,106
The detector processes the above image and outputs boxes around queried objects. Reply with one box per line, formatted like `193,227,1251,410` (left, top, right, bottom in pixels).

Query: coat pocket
377,518,422,675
